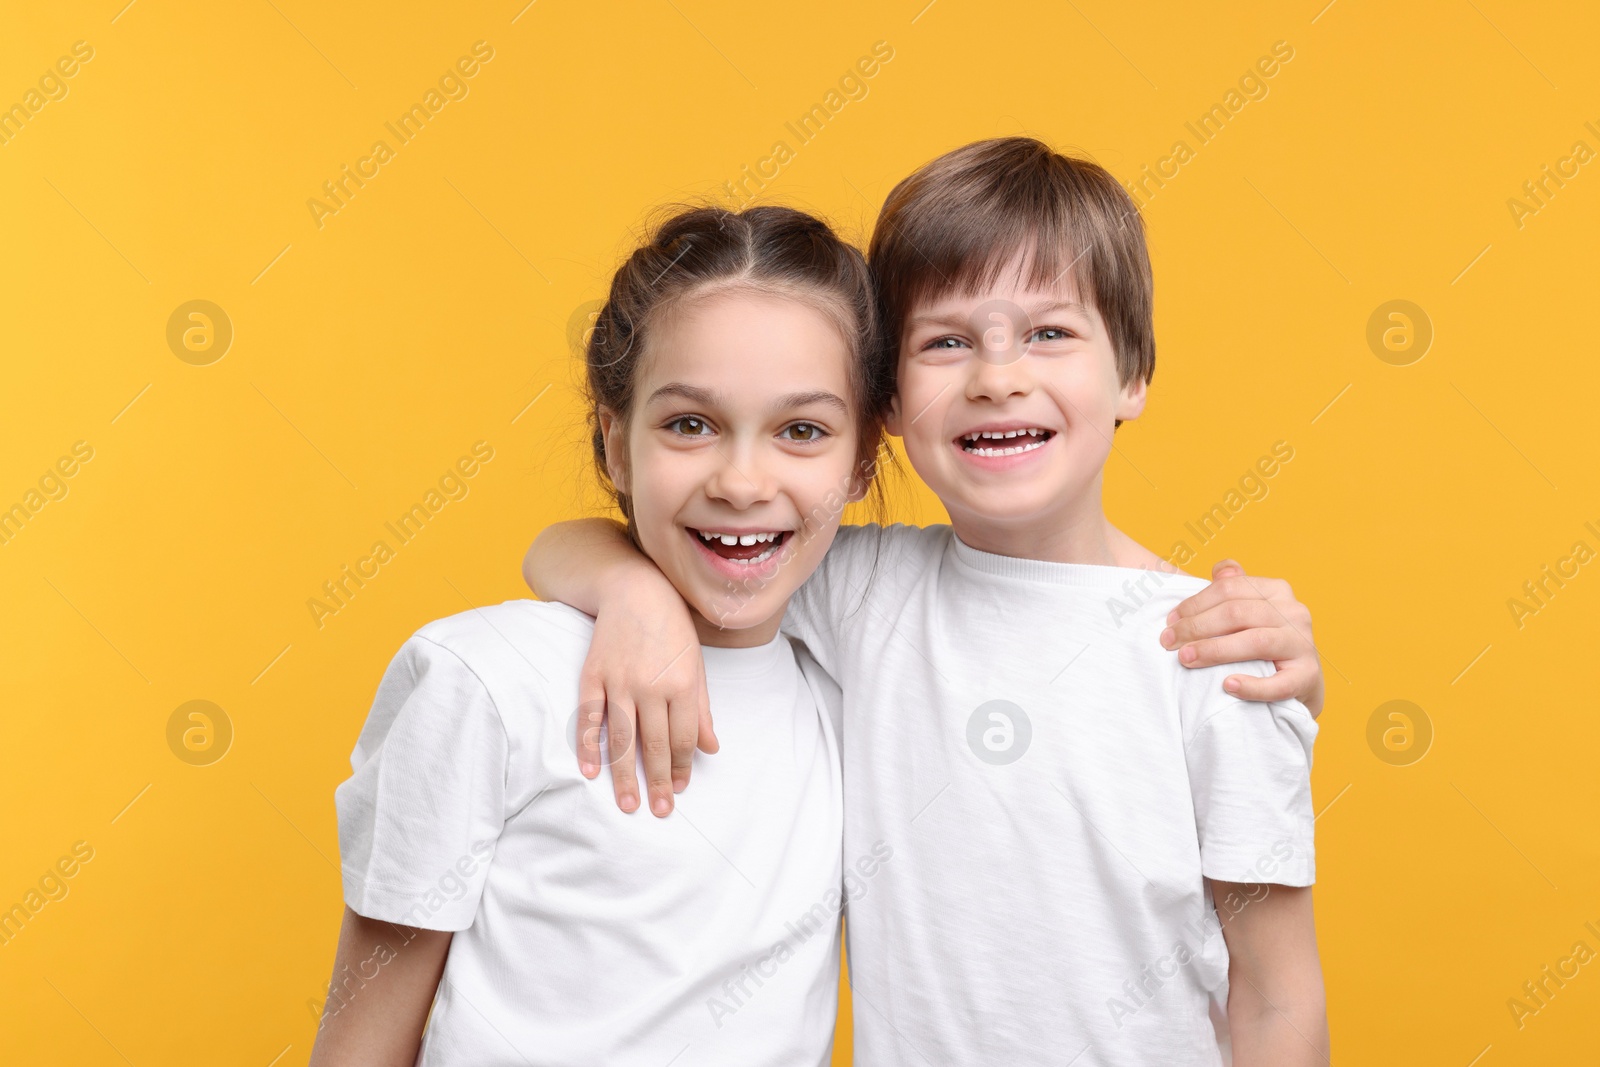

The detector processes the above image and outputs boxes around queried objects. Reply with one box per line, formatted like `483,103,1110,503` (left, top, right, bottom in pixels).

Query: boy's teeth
963,428,1045,441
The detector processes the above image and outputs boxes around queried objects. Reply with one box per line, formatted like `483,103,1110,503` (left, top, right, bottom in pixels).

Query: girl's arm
523,518,715,818
307,906,452,1067
1212,882,1329,1067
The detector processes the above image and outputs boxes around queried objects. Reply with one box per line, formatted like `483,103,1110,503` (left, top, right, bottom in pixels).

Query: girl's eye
781,422,828,443
1030,327,1073,342
668,416,711,436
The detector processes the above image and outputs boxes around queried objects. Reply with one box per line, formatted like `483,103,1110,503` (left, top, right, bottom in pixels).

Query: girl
309,205,888,1066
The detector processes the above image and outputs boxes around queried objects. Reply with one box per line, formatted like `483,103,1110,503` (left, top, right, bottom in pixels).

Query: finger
667,694,700,794
1163,600,1285,648
1212,558,1246,580
637,699,675,817
694,666,718,757
1223,666,1311,705
1166,573,1290,625
606,701,641,814
576,676,607,779
1174,630,1279,670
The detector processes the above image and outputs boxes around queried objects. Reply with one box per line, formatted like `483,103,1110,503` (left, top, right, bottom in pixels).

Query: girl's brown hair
585,204,889,523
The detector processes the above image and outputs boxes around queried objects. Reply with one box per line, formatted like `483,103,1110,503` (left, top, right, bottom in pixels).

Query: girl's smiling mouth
686,527,792,577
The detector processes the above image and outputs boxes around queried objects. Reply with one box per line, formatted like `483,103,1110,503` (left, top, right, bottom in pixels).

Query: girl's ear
599,407,628,493
1115,374,1148,424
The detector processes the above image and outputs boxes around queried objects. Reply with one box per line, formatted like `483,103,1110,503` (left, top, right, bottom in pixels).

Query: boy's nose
966,353,1032,402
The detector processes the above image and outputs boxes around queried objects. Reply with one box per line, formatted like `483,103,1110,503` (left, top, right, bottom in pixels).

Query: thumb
1212,558,1245,580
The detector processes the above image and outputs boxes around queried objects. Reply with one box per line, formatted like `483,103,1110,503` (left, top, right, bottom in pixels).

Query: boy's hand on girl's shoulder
1162,559,1325,718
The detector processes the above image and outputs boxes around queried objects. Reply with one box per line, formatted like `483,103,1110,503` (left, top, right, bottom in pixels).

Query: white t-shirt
783,525,1318,1067
335,600,844,1067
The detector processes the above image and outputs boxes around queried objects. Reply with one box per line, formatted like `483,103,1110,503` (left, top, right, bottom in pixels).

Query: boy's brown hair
868,136,1155,390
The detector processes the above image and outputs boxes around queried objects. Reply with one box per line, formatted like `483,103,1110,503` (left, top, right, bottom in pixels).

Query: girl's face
601,288,863,647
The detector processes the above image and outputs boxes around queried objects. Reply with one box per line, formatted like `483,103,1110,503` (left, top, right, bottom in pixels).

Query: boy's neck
948,483,1158,569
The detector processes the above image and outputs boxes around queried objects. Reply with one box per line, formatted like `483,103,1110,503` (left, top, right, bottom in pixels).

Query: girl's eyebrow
776,390,848,413
645,382,847,413
646,382,717,407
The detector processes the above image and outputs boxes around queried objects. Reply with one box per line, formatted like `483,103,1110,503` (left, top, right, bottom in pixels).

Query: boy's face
887,259,1147,540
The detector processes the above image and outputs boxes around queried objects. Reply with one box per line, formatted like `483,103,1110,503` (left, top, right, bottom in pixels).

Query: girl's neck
691,607,785,649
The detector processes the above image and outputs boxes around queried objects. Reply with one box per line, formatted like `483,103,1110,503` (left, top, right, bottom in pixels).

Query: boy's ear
884,394,904,438
1115,374,1148,424
598,407,628,492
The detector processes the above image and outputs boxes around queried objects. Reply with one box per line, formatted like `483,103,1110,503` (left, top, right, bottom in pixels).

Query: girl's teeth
726,542,779,565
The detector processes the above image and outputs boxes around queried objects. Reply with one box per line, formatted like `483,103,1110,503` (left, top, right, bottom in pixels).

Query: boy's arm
307,906,452,1067
1211,882,1329,1067
1165,560,1326,717
523,518,715,817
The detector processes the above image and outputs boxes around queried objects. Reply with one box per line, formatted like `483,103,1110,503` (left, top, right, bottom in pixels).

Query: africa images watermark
1106,839,1300,1030
704,840,894,1028
1162,440,1296,570
1,440,95,548
721,40,895,207
1122,40,1295,212
1505,917,1600,1031
309,841,494,1027
1,840,96,948
1505,119,1600,231
306,441,495,629
1504,517,1600,631
0,40,95,148
306,41,496,229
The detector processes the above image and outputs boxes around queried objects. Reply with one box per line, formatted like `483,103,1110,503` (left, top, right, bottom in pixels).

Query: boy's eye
667,415,711,436
781,421,828,442
1030,327,1073,342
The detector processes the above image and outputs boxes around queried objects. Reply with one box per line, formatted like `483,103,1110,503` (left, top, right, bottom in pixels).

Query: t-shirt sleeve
1181,660,1318,887
335,634,512,931
783,523,946,679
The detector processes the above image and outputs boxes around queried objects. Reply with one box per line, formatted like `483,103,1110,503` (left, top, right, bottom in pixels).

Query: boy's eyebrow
904,299,1092,333
644,383,848,413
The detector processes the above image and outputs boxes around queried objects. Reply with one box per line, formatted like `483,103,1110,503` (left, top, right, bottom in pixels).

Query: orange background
2,1,1597,1063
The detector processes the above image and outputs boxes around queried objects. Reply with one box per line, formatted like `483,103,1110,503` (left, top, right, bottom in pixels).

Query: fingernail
673,777,687,793
1160,627,1176,648
1180,645,1197,664
620,794,639,813
581,762,598,778
1225,678,1240,693
652,796,670,815
1166,610,1178,625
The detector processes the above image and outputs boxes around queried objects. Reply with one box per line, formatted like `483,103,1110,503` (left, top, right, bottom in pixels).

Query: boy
528,137,1328,1065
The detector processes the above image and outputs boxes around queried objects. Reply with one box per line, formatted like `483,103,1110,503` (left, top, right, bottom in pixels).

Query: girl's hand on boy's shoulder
1161,559,1325,718
583,578,717,817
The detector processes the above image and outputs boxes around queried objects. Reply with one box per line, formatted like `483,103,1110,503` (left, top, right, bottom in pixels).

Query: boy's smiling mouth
956,426,1055,458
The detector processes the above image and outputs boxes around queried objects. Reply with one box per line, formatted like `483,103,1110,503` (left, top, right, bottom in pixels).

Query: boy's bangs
895,207,1098,323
